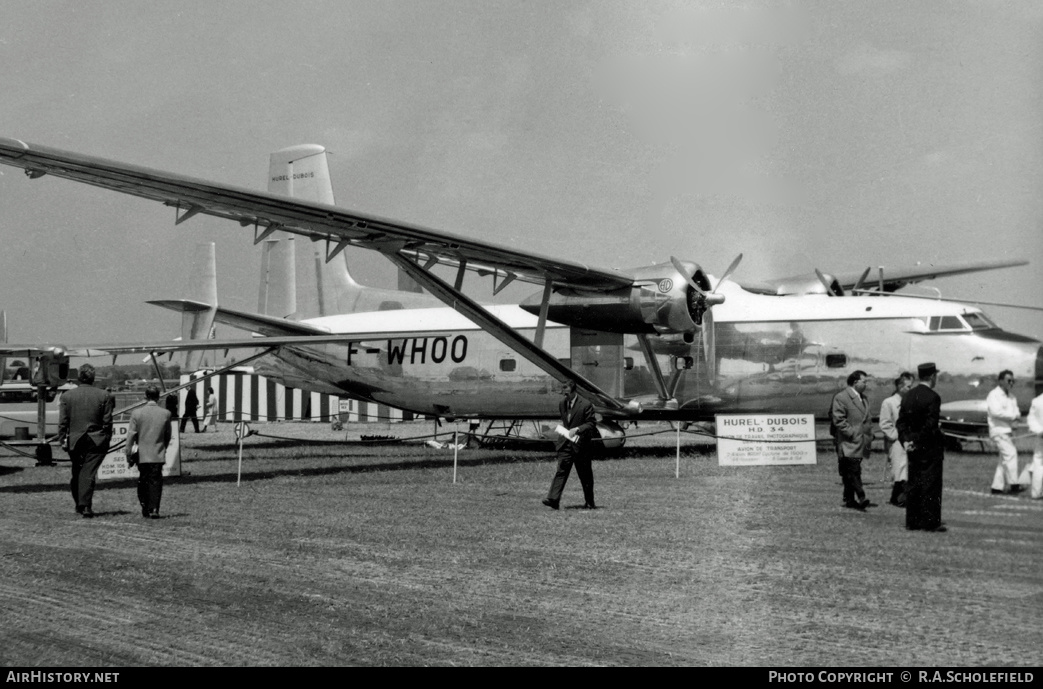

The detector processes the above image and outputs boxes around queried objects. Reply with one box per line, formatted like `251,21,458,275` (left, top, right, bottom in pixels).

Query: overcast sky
1,0,1040,348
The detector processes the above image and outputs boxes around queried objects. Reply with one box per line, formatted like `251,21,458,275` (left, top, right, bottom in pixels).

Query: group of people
58,363,220,520
831,363,1043,534
165,386,218,433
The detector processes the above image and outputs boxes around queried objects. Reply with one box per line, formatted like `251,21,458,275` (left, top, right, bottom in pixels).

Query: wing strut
636,334,671,403
534,279,552,349
385,252,628,414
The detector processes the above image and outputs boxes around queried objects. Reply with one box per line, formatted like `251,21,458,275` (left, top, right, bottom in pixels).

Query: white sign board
715,414,816,466
97,420,182,481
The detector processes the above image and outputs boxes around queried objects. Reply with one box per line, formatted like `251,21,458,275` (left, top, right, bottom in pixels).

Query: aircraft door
571,329,624,399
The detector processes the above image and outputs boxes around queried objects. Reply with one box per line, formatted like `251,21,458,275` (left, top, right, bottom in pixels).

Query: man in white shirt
987,370,1022,495
879,372,915,506
1027,392,1043,500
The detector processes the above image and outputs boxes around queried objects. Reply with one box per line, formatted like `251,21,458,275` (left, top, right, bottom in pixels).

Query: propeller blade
713,253,743,293
878,266,885,292
703,308,716,384
814,269,837,296
670,256,708,296
851,267,871,293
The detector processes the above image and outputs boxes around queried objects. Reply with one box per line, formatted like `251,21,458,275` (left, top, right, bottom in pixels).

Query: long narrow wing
0,138,634,292
746,259,1029,295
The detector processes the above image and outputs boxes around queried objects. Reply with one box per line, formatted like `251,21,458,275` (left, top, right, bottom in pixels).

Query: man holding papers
543,380,598,510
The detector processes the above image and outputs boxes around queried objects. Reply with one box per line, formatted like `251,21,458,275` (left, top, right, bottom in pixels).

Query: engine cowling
519,260,713,335
766,272,844,296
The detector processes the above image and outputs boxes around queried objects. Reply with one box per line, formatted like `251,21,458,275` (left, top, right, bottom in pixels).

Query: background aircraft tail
264,145,435,319
180,243,218,370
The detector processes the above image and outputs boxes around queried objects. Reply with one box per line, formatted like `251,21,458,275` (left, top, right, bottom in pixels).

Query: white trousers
1032,436,1043,499
990,433,1019,491
888,441,908,482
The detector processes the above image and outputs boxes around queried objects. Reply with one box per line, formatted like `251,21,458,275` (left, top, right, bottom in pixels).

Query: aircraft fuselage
254,290,1041,421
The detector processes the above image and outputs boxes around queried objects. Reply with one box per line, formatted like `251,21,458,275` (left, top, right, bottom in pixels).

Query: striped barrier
178,371,418,424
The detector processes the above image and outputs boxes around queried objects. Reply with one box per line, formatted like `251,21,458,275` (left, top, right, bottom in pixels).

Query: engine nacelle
767,272,844,296
520,260,713,335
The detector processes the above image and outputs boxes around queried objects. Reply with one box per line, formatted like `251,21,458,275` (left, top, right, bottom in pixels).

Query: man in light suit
58,363,114,519
897,362,946,532
126,385,173,519
879,372,915,507
1026,392,1043,500
542,380,597,510
831,370,874,510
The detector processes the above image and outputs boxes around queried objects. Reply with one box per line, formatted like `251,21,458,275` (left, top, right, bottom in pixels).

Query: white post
237,421,244,487
676,423,681,479
453,430,458,484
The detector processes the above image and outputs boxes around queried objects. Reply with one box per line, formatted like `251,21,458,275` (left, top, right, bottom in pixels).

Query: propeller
813,268,844,296
670,253,742,384
851,266,871,293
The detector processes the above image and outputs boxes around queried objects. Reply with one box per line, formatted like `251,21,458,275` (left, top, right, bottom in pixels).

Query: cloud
836,42,911,76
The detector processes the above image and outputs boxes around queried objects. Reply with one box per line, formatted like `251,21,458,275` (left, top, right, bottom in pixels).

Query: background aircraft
0,138,1038,449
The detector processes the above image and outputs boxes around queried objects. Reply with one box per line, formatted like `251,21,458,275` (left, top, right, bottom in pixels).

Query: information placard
715,414,816,466
97,420,182,481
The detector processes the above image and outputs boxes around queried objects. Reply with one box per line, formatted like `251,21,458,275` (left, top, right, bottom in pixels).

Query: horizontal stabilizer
148,300,327,338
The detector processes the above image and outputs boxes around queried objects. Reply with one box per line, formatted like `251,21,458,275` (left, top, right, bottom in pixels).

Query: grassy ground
0,421,1040,666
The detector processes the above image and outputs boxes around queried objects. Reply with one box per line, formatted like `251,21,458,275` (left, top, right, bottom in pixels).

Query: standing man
1027,392,1043,500
987,370,1023,495
180,387,200,433
126,385,172,519
202,387,218,432
879,372,915,507
58,363,114,519
897,363,946,532
542,380,597,510
831,370,874,510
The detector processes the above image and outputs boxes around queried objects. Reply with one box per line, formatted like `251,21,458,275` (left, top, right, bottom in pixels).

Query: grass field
1,421,1040,667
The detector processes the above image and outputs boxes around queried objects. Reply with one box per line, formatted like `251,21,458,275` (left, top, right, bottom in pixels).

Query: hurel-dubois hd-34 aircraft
0,136,1039,451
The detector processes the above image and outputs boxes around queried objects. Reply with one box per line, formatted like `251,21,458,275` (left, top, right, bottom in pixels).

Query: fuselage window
499,359,517,372
825,353,847,369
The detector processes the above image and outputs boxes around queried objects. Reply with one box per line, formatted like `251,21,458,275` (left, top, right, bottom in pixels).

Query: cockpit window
928,316,967,332
962,312,997,330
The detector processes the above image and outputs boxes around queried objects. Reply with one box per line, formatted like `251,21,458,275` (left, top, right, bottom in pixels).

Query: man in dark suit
542,380,597,510
897,362,946,532
58,363,114,518
830,370,874,510
127,385,173,519
180,388,200,433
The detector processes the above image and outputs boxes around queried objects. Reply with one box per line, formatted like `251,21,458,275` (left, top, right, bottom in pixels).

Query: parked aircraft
0,137,1038,448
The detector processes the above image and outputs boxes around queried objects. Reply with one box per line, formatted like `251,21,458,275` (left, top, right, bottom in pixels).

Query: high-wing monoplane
0,137,1038,450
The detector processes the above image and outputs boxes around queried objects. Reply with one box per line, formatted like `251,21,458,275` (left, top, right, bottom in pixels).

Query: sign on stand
97,421,182,481
715,414,816,466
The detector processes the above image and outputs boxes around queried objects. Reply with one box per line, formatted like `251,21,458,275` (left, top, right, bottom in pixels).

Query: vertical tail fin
257,239,296,318
267,145,359,319
181,243,218,370
265,145,436,318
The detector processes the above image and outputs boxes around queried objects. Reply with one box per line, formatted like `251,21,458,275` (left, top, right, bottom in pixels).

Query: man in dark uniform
542,380,597,510
57,363,114,519
897,362,946,532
